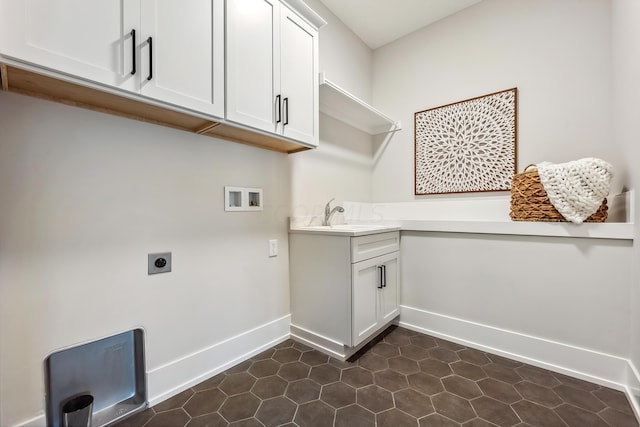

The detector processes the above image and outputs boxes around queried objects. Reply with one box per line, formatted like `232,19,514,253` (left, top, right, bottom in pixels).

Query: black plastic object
61,394,93,427
283,97,289,125
147,37,153,80
130,29,136,75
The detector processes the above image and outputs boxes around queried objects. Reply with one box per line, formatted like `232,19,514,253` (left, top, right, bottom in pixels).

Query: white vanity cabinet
0,0,224,116
289,230,400,360
226,0,319,146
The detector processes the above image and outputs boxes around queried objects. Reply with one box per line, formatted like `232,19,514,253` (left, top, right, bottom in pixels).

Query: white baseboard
290,324,348,360
400,305,629,391
12,415,46,427
14,309,640,427
14,315,291,427
625,360,640,420
290,318,398,361
146,314,291,407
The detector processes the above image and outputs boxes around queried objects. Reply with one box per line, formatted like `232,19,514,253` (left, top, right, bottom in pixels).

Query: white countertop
400,220,634,240
290,221,633,240
289,224,401,237
328,195,636,241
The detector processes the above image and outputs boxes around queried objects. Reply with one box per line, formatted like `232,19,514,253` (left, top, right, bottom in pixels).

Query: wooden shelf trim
0,63,312,154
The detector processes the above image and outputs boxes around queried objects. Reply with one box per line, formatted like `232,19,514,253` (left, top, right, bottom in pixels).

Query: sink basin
290,224,400,236
304,224,389,230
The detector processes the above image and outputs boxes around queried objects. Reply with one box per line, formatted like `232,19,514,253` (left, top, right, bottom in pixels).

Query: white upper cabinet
0,0,323,152
226,0,280,134
139,0,224,117
0,0,224,117
0,0,139,92
226,0,321,147
279,4,318,145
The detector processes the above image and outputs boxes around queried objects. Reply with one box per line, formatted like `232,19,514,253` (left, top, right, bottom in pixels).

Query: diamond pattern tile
113,327,639,427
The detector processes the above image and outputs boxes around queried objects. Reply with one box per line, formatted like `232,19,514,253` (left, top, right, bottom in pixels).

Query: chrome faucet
323,198,344,226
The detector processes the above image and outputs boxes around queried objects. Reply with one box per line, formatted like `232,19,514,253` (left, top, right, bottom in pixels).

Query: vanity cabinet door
0,0,139,91
352,251,400,347
379,254,400,324
352,256,381,347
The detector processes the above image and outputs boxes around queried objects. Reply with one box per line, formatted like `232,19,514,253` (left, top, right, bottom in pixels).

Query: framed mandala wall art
414,88,518,195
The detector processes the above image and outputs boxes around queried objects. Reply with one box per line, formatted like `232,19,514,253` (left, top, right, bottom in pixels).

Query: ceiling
317,0,483,50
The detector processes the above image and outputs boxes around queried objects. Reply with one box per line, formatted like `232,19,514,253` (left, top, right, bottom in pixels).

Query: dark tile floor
113,326,638,427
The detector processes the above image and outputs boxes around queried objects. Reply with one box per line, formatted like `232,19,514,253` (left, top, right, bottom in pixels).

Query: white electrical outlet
269,239,278,257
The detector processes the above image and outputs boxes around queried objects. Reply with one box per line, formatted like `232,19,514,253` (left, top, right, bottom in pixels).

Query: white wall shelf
341,194,635,240
319,72,401,135
400,220,634,240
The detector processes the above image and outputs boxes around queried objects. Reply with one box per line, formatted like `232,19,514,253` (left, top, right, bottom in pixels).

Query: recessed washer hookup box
45,329,147,427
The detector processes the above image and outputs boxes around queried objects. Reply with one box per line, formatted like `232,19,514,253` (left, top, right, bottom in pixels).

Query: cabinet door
226,0,280,133
140,0,223,117
0,0,139,91
379,254,400,324
279,4,318,146
352,256,381,347
352,252,400,347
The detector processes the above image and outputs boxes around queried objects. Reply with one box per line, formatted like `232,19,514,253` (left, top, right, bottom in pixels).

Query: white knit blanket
535,158,613,223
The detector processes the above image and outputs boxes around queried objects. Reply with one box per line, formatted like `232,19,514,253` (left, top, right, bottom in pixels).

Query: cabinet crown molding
282,0,327,29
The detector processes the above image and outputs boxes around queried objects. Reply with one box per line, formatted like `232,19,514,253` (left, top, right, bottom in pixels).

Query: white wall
288,0,639,401
401,232,632,385
302,0,372,103
289,114,373,223
371,0,619,203
612,0,640,407
362,0,637,393
289,0,375,222
0,91,291,427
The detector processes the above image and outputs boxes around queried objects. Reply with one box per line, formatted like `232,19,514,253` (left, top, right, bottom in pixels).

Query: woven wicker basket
510,165,608,222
